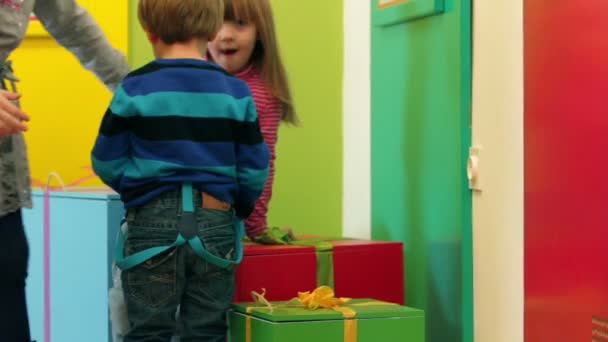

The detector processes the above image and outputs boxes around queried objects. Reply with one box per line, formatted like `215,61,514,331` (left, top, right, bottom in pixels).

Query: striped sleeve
244,96,283,238
91,84,132,191
233,97,270,219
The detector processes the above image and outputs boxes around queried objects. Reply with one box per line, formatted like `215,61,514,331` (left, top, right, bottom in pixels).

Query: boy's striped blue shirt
91,59,270,218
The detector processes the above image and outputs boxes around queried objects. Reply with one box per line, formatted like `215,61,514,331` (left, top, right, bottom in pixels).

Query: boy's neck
153,39,208,60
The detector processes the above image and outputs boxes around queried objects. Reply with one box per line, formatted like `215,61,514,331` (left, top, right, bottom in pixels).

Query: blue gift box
22,189,124,342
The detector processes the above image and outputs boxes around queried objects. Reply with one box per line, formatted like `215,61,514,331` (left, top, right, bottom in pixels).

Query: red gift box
233,238,405,305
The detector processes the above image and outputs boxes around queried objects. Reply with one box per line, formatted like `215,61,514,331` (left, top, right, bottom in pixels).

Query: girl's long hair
224,0,298,124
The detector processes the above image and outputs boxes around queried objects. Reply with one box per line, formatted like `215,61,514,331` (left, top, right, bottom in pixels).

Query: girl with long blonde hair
209,0,298,241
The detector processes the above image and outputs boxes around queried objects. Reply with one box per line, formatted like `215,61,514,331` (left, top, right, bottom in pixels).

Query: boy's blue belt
114,182,244,271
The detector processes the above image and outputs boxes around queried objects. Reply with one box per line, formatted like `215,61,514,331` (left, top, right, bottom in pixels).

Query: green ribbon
251,226,294,245
252,227,345,288
314,246,334,288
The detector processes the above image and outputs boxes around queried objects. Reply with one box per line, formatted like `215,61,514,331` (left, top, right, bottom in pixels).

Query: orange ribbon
31,166,99,190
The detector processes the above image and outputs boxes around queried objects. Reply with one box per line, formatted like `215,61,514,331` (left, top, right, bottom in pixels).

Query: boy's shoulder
123,59,231,79
119,59,251,96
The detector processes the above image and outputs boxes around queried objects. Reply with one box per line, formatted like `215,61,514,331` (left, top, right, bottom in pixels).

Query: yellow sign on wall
11,1,128,188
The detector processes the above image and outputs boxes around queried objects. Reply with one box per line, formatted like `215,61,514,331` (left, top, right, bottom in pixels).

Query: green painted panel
370,0,472,341
267,0,343,237
127,0,343,236
373,0,445,26
128,0,153,68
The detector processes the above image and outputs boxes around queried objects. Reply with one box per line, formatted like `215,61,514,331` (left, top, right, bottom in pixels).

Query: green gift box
228,299,424,342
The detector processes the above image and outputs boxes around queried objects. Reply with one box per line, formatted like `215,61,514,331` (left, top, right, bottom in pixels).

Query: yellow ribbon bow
246,286,359,342
291,285,356,318
250,288,274,312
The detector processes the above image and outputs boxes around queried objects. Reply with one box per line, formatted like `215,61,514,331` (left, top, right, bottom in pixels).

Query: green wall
127,1,343,236
371,1,472,342
128,0,152,67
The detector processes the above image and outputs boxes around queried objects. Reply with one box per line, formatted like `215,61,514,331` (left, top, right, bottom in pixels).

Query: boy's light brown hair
138,0,224,44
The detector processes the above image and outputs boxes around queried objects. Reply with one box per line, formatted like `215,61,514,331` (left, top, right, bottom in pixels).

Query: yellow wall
11,1,128,187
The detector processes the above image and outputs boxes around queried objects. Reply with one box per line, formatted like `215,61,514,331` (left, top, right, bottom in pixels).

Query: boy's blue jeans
121,189,236,342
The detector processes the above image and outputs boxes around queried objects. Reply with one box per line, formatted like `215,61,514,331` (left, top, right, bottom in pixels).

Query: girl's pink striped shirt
236,64,281,239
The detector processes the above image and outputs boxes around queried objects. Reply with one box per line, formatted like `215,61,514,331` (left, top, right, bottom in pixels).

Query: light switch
467,146,482,191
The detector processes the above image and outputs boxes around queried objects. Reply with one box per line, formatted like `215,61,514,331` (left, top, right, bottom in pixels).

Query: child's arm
91,84,133,191
234,97,270,219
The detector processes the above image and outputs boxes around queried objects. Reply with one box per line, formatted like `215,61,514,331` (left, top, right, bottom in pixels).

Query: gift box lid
31,188,120,200
242,237,403,256
243,242,317,256
295,235,402,252
327,239,402,253
232,299,423,322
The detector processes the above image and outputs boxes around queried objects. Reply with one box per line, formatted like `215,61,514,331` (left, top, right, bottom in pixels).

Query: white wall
342,0,371,239
472,1,524,341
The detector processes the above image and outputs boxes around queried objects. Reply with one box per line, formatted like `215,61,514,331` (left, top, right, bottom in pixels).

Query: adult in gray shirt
0,1,129,341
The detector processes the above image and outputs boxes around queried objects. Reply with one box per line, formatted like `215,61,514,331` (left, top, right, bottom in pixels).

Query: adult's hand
0,89,28,136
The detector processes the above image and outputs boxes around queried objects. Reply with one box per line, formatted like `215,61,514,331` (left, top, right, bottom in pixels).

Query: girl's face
208,20,258,74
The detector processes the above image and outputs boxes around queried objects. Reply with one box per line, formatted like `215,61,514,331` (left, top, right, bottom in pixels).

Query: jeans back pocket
197,209,236,268
123,237,178,308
